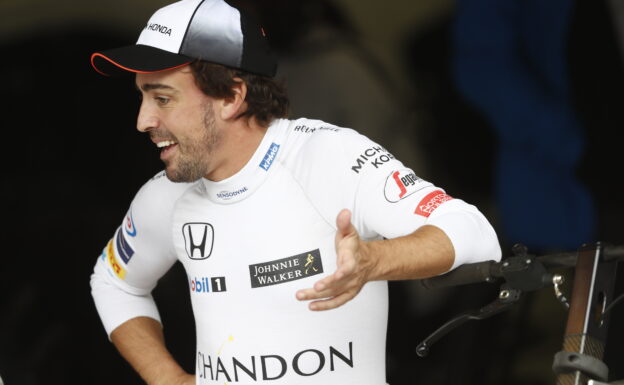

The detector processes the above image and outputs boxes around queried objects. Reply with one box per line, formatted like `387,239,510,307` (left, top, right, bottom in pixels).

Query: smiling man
89,1,502,384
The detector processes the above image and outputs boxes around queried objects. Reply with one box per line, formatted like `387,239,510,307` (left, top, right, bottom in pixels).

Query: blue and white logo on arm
124,209,137,237
115,227,135,264
259,143,280,171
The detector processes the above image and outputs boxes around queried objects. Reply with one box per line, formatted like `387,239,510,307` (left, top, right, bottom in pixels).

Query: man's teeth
157,140,177,148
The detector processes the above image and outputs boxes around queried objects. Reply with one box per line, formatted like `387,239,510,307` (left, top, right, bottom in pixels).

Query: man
90,0,501,384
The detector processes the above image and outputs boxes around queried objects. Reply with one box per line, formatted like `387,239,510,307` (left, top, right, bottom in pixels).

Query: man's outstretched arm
111,317,194,385
297,208,496,311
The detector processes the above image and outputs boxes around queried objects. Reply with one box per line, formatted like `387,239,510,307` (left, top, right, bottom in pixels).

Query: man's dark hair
190,60,289,126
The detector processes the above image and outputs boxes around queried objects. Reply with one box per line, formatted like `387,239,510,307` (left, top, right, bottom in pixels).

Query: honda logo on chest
182,223,214,260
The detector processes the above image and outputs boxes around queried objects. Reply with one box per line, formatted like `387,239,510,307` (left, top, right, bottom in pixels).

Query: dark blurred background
1,0,623,384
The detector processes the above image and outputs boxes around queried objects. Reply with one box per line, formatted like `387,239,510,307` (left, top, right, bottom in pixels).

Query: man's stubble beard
166,103,221,183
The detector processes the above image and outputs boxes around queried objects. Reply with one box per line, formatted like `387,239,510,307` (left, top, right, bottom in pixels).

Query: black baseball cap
91,0,277,77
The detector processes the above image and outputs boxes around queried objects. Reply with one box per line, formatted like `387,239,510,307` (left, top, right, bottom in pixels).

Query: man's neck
205,117,270,182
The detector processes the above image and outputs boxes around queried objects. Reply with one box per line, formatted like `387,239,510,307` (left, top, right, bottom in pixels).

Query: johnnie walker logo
249,249,323,288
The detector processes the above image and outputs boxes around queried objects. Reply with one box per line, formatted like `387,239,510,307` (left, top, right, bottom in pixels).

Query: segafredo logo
383,169,429,203
145,23,172,36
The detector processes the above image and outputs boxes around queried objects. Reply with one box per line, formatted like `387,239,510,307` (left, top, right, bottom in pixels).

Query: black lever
415,286,521,357
415,244,572,358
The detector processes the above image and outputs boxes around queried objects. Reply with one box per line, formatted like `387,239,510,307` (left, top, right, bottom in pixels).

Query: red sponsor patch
414,190,453,217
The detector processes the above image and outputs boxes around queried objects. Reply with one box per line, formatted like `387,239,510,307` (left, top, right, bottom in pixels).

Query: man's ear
219,77,247,121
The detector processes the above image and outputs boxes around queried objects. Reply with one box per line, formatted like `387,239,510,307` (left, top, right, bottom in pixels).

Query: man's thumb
336,209,354,237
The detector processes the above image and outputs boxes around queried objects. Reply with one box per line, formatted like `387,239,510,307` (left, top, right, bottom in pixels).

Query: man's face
135,68,221,182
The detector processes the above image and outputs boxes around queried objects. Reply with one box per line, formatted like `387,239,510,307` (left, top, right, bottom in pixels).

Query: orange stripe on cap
90,52,192,76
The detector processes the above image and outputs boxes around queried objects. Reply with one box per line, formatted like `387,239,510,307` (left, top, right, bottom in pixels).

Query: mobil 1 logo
189,276,227,293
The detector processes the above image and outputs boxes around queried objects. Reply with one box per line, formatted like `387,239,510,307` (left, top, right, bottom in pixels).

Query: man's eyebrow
136,83,176,92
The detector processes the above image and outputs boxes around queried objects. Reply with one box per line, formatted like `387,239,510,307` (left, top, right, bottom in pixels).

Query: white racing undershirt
91,118,501,385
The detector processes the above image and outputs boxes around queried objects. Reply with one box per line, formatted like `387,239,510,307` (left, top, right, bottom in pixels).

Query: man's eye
155,96,169,105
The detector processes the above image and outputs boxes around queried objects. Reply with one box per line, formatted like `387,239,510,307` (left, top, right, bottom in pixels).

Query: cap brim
91,44,193,76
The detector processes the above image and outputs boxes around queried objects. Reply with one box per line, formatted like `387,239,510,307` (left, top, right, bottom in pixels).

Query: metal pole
555,244,618,384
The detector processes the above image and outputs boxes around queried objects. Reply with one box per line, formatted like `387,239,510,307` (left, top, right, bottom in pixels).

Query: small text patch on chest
249,249,323,288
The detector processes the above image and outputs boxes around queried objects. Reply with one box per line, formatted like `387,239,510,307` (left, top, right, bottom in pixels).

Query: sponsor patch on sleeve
414,190,453,217
351,145,394,174
259,142,280,171
105,239,126,280
124,209,137,237
384,169,429,202
115,227,135,264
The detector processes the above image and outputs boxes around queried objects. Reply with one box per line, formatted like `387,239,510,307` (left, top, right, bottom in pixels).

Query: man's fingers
295,208,364,311
316,262,355,290
299,279,334,298
296,279,342,301
296,267,355,300
309,292,355,311
296,286,334,301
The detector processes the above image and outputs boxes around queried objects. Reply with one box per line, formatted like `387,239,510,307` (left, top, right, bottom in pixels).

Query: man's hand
296,209,375,311
111,317,194,385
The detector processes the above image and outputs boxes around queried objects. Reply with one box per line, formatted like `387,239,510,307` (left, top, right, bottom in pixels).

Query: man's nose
136,101,158,133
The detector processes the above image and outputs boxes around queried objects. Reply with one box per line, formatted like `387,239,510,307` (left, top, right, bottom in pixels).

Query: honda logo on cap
182,223,214,260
